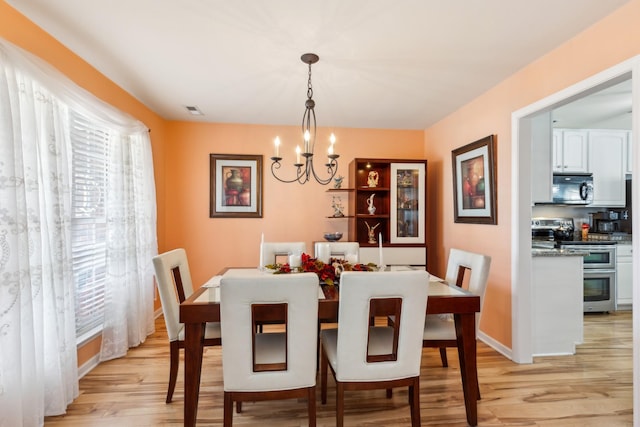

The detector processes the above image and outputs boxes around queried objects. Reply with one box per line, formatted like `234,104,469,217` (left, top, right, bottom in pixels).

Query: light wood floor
45,312,633,426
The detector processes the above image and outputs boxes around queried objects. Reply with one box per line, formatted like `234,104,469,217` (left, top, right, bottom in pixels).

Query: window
70,111,109,340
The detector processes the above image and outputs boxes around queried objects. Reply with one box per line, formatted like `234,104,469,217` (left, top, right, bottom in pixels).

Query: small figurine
332,196,344,217
333,175,344,189
367,170,379,187
366,193,376,215
365,221,380,244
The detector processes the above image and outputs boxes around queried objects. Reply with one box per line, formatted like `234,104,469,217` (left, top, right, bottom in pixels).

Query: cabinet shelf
326,188,354,192
356,214,389,219
357,187,389,192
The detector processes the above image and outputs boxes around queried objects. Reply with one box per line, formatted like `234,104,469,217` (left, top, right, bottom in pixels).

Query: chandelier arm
270,158,309,184
308,156,339,186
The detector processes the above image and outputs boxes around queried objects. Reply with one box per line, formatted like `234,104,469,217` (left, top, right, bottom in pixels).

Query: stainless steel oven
558,243,616,313
583,270,615,313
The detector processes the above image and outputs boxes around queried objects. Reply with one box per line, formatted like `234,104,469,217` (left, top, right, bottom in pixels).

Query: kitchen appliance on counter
549,173,594,205
531,217,575,246
592,210,627,233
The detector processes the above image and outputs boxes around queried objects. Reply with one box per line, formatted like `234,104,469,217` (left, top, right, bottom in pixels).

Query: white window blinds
70,111,109,339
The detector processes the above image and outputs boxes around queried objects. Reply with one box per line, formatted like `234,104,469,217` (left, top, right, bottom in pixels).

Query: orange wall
163,122,425,286
424,0,640,348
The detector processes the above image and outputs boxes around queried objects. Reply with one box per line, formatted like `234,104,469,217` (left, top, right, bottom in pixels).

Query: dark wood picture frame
452,135,497,224
210,154,263,218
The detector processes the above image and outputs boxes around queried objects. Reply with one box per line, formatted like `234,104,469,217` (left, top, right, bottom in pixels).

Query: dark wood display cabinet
348,158,428,267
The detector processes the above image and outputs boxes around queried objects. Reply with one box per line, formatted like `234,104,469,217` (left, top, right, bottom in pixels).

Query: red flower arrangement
270,253,376,286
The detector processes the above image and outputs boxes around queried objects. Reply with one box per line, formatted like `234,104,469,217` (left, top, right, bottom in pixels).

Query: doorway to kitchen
511,57,639,423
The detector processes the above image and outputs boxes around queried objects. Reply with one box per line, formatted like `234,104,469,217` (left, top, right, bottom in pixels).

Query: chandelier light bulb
274,136,280,158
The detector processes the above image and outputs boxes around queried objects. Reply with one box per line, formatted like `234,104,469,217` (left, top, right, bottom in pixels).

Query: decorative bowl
323,232,343,242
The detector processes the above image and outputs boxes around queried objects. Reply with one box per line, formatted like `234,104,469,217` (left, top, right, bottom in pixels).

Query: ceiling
7,0,630,130
552,79,632,130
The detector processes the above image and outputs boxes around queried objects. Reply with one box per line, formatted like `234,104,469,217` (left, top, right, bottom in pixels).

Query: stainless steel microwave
551,173,593,205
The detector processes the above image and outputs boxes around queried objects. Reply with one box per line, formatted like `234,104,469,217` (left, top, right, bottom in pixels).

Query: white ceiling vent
185,105,203,115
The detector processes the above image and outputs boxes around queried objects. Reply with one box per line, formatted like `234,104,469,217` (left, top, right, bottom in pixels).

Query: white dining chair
260,241,307,267
313,241,360,263
152,248,222,403
320,270,429,427
422,248,490,398
220,272,319,426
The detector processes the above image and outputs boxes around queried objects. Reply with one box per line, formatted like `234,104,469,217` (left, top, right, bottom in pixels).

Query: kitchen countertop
532,248,589,257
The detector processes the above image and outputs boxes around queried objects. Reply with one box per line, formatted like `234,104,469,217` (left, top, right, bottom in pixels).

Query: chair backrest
220,272,319,392
444,248,491,324
334,270,429,382
260,241,306,266
314,241,360,263
152,248,196,341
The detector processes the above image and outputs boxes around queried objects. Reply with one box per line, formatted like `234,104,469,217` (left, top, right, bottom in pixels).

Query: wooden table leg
184,321,205,427
454,313,478,426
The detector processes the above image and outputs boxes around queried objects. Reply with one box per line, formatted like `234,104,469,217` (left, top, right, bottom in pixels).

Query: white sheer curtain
0,55,78,426
99,130,157,361
0,37,157,425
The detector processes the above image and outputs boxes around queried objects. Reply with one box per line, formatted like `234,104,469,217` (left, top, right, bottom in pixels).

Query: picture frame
210,154,263,218
452,135,497,224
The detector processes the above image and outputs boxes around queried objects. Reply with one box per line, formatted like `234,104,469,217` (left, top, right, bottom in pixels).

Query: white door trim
511,56,639,423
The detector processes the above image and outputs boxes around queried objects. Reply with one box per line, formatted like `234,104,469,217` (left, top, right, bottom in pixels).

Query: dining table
179,267,481,426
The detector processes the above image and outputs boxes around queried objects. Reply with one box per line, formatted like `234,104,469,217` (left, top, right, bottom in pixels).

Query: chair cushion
176,321,221,342
322,326,401,371
422,314,455,340
320,328,339,369
367,326,396,356
254,332,286,365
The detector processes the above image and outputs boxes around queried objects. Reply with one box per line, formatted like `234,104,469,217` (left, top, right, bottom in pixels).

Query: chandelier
270,53,339,185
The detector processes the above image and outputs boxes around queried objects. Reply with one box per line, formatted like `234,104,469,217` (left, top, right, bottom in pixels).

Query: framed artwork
452,135,497,224
210,154,263,218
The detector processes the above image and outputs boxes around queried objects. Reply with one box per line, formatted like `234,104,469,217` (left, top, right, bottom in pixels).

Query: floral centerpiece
265,253,376,286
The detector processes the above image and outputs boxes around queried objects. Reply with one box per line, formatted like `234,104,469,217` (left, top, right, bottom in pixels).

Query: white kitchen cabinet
616,243,632,310
553,129,588,173
531,112,553,204
532,254,583,356
588,130,626,207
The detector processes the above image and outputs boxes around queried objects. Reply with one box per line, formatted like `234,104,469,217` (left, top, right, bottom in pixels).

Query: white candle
274,137,280,158
288,252,301,268
378,232,384,268
259,233,265,269
318,243,330,264
295,145,301,164
304,130,310,154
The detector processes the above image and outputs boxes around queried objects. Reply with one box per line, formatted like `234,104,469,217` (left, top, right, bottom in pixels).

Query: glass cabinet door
390,163,425,244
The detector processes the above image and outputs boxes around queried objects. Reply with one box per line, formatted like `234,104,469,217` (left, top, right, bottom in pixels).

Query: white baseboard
77,353,100,379
77,308,164,379
478,330,515,362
